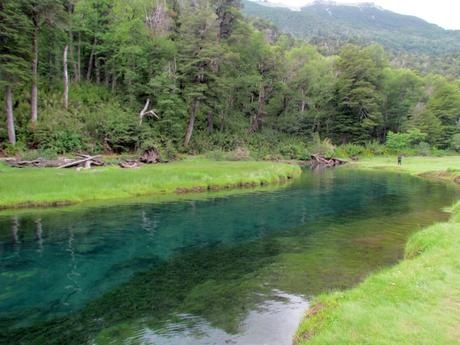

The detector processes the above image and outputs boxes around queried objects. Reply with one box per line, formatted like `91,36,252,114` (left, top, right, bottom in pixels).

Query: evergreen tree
332,45,384,144
0,0,31,144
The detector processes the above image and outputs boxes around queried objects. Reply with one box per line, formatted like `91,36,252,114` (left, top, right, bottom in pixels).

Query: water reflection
130,291,308,345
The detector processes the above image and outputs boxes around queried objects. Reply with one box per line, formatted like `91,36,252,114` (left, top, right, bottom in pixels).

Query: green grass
296,156,460,345
351,156,460,183
0,158,301,209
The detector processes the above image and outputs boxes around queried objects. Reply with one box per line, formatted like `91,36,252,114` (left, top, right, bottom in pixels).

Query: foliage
335,144,365,158
450,133,460,152
242,0,460,78
0,0,458,160
309,134,336,157
385,129,427,152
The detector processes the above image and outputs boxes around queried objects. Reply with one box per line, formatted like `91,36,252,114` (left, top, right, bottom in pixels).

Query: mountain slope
242,0,460,76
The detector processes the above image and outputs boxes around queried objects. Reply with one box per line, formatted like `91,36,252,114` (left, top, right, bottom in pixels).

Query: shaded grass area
0,158,301,209
296,156,460,345
351,156,460,184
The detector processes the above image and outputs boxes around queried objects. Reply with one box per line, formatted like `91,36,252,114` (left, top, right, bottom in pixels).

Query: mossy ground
296,156,460,345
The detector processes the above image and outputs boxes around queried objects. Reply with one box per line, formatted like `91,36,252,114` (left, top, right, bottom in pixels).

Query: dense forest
1,0,460,160
242,0,460,79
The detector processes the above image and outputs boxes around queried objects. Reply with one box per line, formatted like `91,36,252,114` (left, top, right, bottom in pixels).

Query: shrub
336,144,364,158
386,129,427,153
309,133,336,157
32,127,86,154
279,142,310,160
365,142,388,156
225,147,251,161
206,147,251,161
416,142,432,156
206,150,226,161
2,142,27,157
450,133,460,152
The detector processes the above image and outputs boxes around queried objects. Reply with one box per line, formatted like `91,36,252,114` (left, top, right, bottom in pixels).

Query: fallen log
6,158,72,168
309,154,347,168
119,160,142,169
57,155,101,169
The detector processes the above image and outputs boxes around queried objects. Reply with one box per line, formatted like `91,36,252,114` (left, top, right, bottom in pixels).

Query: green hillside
242,0,460,77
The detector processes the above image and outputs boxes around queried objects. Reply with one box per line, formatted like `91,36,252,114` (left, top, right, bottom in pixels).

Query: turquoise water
0,168,457,344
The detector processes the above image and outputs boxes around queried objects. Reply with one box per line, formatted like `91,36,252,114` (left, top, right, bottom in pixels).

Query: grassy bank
295,156,460,345
352,156,460,184
0,158,301,209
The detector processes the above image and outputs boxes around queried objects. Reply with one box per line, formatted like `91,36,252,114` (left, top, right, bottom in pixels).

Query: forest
242,0,460,78
1,0,460,161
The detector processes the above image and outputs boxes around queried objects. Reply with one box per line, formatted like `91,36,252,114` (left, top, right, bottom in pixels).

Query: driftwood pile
6,149,163,170
6,154,103,169
309,154,347,168
119,160,141,169
139,148,160,164
119,148,161,169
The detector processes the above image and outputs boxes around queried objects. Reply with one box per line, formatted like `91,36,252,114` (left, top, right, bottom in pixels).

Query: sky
268,0,460,30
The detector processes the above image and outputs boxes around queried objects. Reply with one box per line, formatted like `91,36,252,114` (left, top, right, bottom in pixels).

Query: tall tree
380,68,423,138
63,44,69,108
0,0,31,144
332,45,385,144
420,77,460,147
25,0,65,123
177,0,222,146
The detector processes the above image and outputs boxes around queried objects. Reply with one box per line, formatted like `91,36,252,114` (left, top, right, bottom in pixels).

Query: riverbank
295,156,460,345
0,158,301,210
352,156,460,184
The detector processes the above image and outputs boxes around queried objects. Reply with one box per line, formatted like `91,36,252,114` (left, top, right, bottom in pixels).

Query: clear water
0,168,457,345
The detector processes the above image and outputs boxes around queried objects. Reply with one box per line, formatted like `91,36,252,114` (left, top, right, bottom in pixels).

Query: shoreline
295,156,460,345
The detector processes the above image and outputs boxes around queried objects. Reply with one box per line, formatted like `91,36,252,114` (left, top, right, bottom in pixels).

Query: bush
1,142,27,157
309,133,336,157
450,134,460,152
386,129,427,153
279,142,310,160
20,149,59,160
365,142,388,156
335,144,364,158
206,147,251,161
416,142,432,156
206,150,226,161
225,147,251,161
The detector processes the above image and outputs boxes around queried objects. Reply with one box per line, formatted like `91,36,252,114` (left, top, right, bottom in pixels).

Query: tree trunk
5,86,16,145
76,32,81,81
220,110,225,131
69,33,78,82
300,87,306,113
104,63,110,87
207,111,213,133
111,73,117,93
95,57,101,84
63,45,69,109
31,27,39,123
184,99,199,146
86,38,96,81
251,83,265,132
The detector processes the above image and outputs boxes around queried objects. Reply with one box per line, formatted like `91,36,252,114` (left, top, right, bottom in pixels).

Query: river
0,168,457,344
